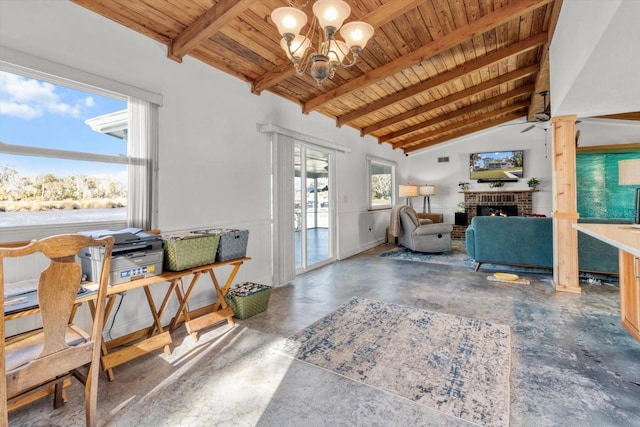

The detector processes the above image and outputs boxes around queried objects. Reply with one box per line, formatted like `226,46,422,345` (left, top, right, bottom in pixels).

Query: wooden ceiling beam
341,33,546,129
403,110,528,154
168,0,257,62
250,0,428,95
527,0,563,121
303,0,554,114
393,101,529,149
365,63,539,136
380,85,534,143
596,112,640,121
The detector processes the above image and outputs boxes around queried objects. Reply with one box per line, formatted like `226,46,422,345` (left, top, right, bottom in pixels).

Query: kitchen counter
574,223,640,343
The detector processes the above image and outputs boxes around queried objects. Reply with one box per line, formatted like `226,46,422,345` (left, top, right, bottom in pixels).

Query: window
0,52,160,241
368,157,395,210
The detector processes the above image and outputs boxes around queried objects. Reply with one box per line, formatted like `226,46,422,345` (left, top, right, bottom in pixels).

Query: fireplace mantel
460,189,538,194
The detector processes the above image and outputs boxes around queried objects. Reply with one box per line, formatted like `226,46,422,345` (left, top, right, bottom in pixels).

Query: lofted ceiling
71,0,567,154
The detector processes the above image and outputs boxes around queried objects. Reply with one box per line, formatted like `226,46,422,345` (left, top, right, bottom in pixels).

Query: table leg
171,263,241,341
169,272,202,339
142,285,173,356
89,296,118,382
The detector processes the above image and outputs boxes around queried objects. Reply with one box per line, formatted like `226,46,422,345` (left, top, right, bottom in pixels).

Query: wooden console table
573,223,640,343
6,257,251,381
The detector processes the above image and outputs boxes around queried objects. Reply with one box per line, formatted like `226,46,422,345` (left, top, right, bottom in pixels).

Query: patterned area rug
379,241,476,269
379,240,552,275
274,297,512,427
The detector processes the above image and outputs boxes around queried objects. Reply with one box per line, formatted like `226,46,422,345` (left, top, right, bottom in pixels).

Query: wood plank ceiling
71,0,563,154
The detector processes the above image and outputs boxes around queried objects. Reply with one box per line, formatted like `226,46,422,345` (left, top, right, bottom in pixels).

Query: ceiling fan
498,91,552,132
520,91,551,133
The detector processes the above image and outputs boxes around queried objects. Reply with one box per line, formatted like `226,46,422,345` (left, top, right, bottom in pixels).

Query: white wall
0,1,406,337
406,120,555,221
551,0,640,117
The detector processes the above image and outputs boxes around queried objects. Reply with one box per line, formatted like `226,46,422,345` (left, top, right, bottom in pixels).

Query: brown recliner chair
398,206,453,253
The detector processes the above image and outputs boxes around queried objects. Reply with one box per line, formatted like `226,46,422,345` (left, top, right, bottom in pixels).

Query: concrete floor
8,242,640,426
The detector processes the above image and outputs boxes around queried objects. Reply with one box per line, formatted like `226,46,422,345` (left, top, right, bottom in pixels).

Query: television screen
470,150,524,181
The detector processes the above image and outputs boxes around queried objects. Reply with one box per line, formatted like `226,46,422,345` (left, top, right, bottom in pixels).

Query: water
0,207,126,227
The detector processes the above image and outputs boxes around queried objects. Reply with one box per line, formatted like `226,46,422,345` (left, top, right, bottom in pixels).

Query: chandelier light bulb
324,7,338,21
271,7,307,39
283,15,297,28
323,40,348,64
280,35,311,61
313,0,351,32
340,21,374,50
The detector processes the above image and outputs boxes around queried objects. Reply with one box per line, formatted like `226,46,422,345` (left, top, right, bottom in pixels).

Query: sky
0,70,128,180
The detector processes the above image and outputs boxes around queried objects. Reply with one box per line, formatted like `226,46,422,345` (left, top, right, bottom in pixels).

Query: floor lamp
398,184,418,206
419,185,436,214
619,159,640,226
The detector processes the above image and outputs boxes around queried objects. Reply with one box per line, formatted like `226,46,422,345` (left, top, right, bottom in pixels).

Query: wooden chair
1,234,114,427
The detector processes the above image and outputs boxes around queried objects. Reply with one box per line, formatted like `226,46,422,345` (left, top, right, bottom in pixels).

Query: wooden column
551,115,581,293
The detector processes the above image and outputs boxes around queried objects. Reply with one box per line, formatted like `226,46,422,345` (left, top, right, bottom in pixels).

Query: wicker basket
192,229,249,262
225,282,271,320
162,233,220,271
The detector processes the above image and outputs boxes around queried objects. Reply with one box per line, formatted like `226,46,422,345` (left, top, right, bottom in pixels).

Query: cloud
0,101,41,119
0,71,95,120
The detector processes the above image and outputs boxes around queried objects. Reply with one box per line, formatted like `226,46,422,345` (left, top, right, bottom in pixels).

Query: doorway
294,144,333,272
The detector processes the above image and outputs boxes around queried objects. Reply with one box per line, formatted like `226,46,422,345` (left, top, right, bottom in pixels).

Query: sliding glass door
294,144,332,272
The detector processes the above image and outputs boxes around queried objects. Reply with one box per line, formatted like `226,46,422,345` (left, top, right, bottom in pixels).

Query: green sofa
465,216,627,274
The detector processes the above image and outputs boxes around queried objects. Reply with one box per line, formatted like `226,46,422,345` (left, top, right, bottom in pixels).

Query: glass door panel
295,144,331,271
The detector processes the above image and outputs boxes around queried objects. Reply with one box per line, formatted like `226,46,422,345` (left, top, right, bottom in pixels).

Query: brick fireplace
452,190,535,238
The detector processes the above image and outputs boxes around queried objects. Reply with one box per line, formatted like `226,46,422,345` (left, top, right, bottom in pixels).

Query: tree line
0,165,126,202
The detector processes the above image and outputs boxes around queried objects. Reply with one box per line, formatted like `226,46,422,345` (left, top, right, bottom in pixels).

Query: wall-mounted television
470,150,524,182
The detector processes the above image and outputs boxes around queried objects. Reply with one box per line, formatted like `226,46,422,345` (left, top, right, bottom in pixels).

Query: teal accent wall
577,152,640,219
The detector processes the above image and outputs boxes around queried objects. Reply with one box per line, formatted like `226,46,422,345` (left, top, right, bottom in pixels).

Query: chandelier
271,0,374,87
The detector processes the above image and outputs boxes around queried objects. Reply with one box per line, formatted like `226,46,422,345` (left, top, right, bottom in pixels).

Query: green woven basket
225,284,271,320
162,234,220,271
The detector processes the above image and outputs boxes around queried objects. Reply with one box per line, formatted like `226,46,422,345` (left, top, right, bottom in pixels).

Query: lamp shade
271,7,308,37
313,0,351,30
321,39,348,64
619,159,640,185
419,185,436,196
398,184,418,198
280,35,311,61
340,21,374,50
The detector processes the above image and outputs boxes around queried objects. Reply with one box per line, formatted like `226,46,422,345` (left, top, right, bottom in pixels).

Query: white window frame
367,156,396,211
0,47,161,242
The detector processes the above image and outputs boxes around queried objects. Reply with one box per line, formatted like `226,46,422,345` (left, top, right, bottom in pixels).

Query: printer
79,228,163,285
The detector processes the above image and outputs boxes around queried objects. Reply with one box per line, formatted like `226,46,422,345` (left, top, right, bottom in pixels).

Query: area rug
274,297,512,427
379,240,552,275
379,241,477,269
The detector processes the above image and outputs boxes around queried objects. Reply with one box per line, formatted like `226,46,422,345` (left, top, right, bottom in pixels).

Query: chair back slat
38,259,83,356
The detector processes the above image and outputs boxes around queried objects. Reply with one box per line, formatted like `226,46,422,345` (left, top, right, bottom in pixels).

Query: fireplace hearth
462,190,534,223
477,205,518,217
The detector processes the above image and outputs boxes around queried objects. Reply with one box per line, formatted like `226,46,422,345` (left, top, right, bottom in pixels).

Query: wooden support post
551,115,581,293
